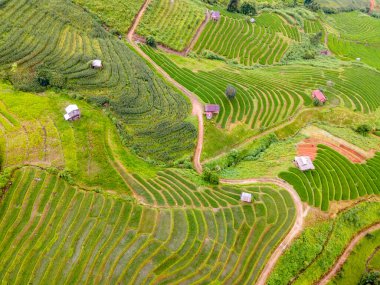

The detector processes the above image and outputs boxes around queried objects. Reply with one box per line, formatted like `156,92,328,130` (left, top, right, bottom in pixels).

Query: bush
58,169,75,184
359,272,380,285
146,35,157,48
0,168,12,189
202,168,219,185
240,2,257,15
226,85,237,100
355,124,372,136
227,0,239,12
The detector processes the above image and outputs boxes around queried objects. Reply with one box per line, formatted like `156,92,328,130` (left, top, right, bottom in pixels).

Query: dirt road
318,222,380,285
370,0,375,13
220,177,308,285
127,0,204,174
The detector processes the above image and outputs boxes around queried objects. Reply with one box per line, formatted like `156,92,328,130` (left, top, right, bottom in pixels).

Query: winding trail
318,222,380,285
127,0,204,174
370,0,375,13
220,177,309,285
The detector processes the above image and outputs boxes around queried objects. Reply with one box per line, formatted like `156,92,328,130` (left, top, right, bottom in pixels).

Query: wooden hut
205,104,220,119
241,192,252,203
210,11,221,21
294,156,315,171
64,104,81,121
312,90,327,104
91,59,102,69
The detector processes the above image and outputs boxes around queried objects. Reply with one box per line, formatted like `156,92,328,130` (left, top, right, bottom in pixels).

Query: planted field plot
0,167,296,284
137,0,206,51
316,0,369,11
326,12,380,70
72,0,145,33
280,145,380,211
194,13,300,65
0,0,196,163
142,46,380,130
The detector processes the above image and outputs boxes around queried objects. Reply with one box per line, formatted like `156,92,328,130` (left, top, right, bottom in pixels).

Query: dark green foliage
359,272,380,285
227,0,239,12
0,168,12,189
313,98,322,106
225,85,237,100
356,124,372,136
146,35,157,48
310,32,322,46
202,168,220,184
240,2,257,16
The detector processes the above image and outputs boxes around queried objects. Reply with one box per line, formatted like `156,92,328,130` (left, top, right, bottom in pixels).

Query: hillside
1,0,380,284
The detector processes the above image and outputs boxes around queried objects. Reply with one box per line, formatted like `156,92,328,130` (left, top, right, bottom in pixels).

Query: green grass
0,83,161,192
72,0,145,33
326,12,380,70
330,229,380,284
0,166,296,284
0,0,196,164
142,45,380,131
194,12,300,65
137,0,206,51
268,201,380,285
280,145,380,210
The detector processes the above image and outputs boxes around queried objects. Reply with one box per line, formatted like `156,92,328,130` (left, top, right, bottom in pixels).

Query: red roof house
312,90,327,103
205,104,220,119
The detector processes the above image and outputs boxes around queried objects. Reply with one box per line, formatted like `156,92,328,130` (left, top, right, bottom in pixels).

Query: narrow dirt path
220,177,308,285
127,0,204,174
318,222,380,285
185,10,210,55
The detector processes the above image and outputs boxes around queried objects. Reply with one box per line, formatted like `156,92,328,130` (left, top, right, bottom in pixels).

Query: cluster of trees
227,0,257,16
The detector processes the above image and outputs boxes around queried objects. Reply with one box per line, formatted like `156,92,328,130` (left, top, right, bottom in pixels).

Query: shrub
355,124,372,136
359,272,380,285
227,0,239,12
58,169,75,184
226,85,237,100
202,168,219,185
0,168,12,189
146,35,157,48
240,2,257,15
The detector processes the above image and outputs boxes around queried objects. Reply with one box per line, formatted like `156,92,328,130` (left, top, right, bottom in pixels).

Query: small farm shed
250,18,256,23
210,11,221,21
92,59,102,69
204,104,220,119
241,192,252,203
64,104,81,121
312,90,327,103
294,156,315,171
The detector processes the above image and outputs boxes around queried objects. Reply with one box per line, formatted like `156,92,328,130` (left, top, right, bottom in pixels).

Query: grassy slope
329,229,380,284
0,83,160,192
268,201,380,284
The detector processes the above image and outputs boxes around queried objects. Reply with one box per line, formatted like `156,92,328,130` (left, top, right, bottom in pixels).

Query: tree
310,32,322,46
227,0,239,12
359,272,380,285
240,2,257,15
226,85,237,100
202,168,219,185
355,124,372,136
146,35,156,48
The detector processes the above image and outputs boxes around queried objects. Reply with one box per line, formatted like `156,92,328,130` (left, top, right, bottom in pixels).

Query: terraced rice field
0,167,296,284
72,0,145,33
142,46,380,130
0,0,196,163
194,13,300,65
280,145,380,211
326,11,380,70
316,0,369,11
137,0,206,51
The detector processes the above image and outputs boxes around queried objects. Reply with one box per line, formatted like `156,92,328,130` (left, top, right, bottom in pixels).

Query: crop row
0,167,296,284
0,0,197,163
279,145,380,210
137,0,205,51
194,13,300,66
142,45,380,130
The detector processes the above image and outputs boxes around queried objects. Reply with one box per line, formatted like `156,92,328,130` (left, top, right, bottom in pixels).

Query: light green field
326,11,380,70
280,145,380,210
72,0,145,33
0,165,297,283
142,45,380,131
194,12,300,65
137,0,206,50
0,0,196,164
